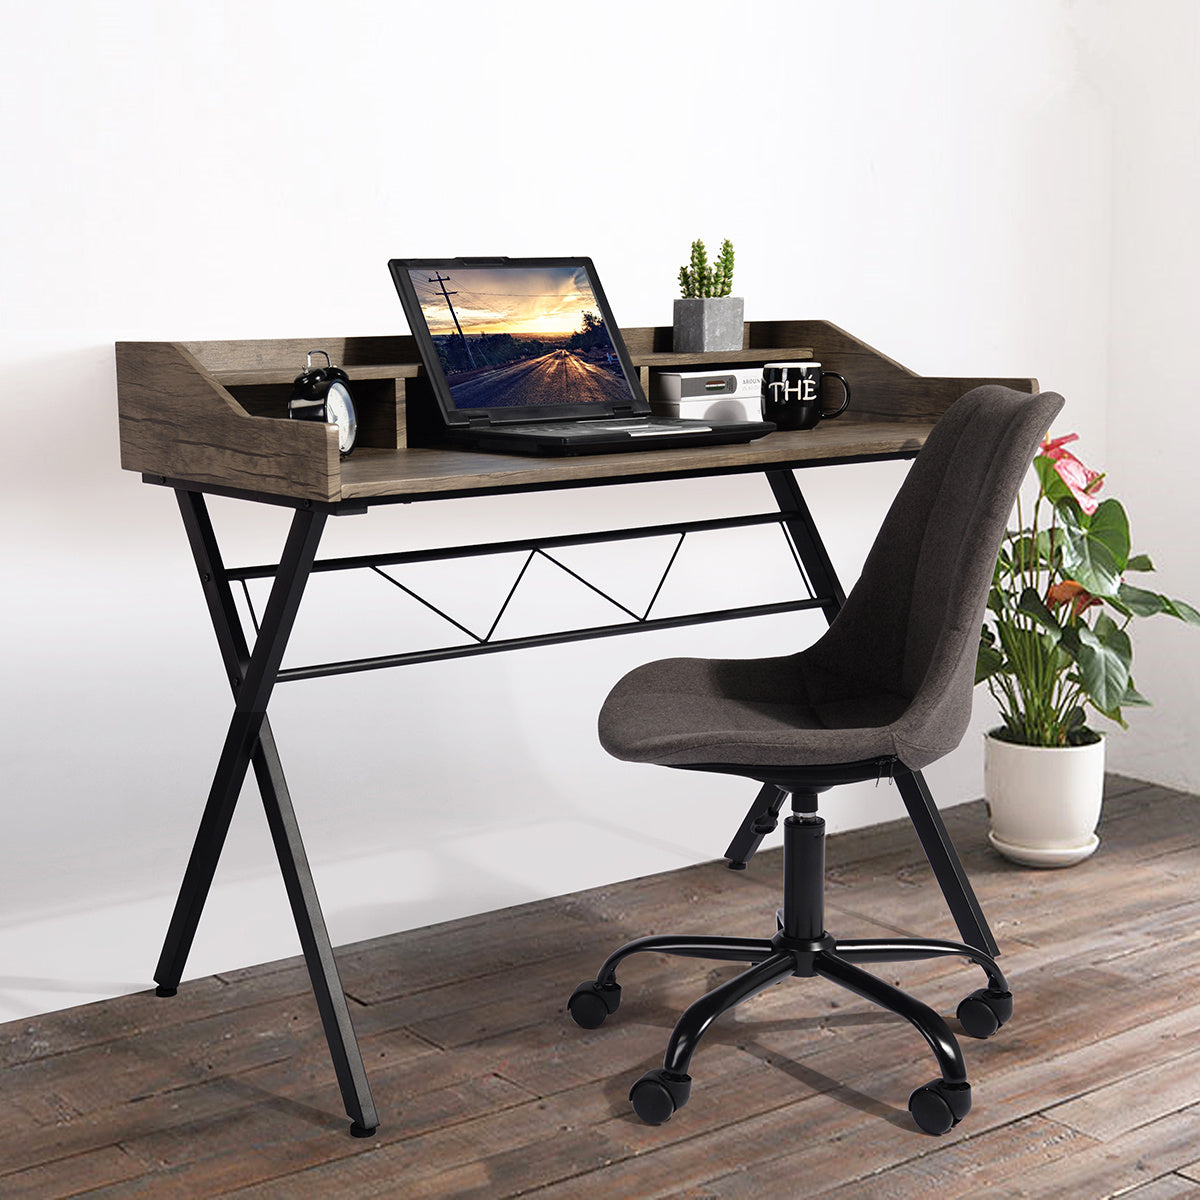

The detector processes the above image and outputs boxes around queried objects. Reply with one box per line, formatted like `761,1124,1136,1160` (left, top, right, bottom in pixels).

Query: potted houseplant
976,431,1200,866
673,238,744,352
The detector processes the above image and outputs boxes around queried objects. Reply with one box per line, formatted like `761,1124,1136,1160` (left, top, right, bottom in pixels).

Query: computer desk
116,320,1037,1136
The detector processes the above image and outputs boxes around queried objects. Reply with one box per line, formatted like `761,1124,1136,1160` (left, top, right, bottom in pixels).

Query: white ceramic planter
983,731,1106,868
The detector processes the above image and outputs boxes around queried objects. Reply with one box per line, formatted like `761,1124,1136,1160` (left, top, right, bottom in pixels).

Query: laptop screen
391,258,648,425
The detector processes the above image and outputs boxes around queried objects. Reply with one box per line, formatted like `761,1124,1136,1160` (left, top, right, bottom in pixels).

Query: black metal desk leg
155,500,327,991
765,467,847,620
157,491,378,1134
895,770,999,958
253,723,379,1135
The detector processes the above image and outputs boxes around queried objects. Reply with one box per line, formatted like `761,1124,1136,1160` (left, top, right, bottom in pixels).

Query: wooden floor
4,775,1200,1198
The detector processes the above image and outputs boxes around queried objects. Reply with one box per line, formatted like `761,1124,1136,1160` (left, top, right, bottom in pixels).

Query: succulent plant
678,238,735,298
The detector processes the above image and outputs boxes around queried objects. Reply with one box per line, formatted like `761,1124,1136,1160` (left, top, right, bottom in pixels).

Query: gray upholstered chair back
804,385,1064,767
598,386,1064,775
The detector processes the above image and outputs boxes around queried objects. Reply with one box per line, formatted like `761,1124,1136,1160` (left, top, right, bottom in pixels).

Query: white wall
1087,1,1200,791
0,0,1137,1020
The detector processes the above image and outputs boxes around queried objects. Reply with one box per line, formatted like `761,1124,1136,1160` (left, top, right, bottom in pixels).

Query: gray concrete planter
673,297,745,352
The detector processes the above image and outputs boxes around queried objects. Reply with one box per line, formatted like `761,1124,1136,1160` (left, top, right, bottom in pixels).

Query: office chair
567,385,1064,1135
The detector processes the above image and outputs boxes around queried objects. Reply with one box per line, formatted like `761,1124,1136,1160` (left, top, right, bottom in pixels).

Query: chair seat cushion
598,655,911,768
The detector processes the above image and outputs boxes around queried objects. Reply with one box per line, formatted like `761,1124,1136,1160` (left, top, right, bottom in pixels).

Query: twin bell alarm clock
288,350,357,455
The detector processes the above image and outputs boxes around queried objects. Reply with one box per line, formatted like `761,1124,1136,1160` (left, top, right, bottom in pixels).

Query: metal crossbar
226,511,804,581
231,511,824,683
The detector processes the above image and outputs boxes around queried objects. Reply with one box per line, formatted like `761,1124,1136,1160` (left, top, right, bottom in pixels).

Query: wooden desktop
117,320,1034,507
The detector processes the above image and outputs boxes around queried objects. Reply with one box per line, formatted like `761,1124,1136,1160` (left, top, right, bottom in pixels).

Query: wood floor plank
0,977,236,1071
2,773,1200,1198
813,1115,1094,1199
212,1096,613,1199
1045,1044,1200,1141
112,1070,533,1196
0,1145,145,1198
1118,1176,1200,1199
0,1013,434,1173
997,1106,1200,1198
1,990,366,1131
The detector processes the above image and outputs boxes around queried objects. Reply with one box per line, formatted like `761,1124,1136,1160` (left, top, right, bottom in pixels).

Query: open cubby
228,377,405,451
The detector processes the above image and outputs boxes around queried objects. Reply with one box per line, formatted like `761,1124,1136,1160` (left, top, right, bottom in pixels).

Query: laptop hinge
612,405,637,417
464,412,492,426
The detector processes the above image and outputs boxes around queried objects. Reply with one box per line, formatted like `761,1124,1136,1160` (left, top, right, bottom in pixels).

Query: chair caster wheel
629,1068,692,1125
349,1121,376,1138
957,987,1013,1039
567,980,621,1029
908,1078,971,1135
155,985,177,998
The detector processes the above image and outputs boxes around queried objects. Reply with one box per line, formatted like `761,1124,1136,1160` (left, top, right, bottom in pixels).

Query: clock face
326,380,357,454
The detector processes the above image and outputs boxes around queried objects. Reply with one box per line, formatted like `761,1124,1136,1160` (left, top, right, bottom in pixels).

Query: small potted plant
976,431,1199,866
673,238,744,352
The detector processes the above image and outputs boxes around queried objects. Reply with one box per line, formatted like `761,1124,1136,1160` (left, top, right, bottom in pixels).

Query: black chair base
568,791,1011,1136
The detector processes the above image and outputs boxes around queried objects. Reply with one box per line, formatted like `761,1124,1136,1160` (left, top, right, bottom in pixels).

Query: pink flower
1041,433,1079,456
1040,433,1104,515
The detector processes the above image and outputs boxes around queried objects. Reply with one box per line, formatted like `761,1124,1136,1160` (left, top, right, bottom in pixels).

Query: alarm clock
289,350,357,455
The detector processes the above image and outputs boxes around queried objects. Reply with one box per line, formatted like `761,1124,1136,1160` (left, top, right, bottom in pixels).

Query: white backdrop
1,0,1195,1021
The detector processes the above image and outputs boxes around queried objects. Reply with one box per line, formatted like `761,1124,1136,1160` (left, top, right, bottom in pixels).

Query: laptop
389,257,775,455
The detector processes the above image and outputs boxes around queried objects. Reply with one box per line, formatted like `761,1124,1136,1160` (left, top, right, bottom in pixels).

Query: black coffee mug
761,362,851,431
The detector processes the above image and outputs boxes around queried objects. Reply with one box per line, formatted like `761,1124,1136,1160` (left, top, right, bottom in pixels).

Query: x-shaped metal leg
154,490,378,1136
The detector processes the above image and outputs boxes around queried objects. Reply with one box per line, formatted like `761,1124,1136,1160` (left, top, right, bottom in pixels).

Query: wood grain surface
116,341,340,502
116,323,1038,506
3,775,1198,1196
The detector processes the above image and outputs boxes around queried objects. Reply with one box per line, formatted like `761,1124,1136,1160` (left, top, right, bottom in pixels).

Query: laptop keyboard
498,420,711,439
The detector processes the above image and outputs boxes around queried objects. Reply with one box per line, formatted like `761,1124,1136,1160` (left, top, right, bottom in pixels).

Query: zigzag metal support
487,550,540,642
230,509,829,683
537,528,686,624
641,531,688,621
370,564,487,644
360,530,694,650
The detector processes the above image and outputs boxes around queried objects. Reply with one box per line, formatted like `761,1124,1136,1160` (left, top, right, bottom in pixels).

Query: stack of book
650,368,764,422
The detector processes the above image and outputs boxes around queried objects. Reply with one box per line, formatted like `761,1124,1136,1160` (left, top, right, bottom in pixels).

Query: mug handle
820,372,851,419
